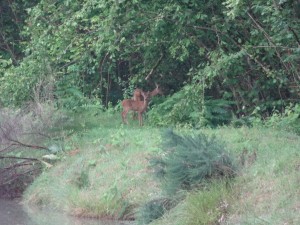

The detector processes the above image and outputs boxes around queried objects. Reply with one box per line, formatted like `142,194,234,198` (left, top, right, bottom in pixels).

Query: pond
0,199,133,225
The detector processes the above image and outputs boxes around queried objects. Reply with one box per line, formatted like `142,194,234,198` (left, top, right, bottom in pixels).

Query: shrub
147,87,233,128
136,198,174,225
150,130,237,195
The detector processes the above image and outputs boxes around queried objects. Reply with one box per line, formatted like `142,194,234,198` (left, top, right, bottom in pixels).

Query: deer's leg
122,110,129,124
121,111,125,124
138,112,143,126
132,112,138,120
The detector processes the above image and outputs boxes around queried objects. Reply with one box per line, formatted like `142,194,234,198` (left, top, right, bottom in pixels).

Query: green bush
150,130,237,195
148,87,233,128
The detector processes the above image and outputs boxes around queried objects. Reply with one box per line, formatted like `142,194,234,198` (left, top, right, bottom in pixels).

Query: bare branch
6,138,49,151
0,156,40,161
246,11,292,75
145,52,164,80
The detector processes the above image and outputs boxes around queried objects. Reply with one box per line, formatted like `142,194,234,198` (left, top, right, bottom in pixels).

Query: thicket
0,0,300,126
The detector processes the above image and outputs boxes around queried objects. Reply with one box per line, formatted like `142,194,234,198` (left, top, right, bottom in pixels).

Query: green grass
152,127,300,225
150,181,231,225
23,110,163,219
222,128,300,225
23,110,300,224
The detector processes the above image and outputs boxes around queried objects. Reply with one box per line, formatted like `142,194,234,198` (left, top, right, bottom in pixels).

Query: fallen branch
0,130,49,151
0,156,40,161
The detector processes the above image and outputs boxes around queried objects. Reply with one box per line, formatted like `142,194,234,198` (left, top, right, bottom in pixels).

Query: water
0,199,133,225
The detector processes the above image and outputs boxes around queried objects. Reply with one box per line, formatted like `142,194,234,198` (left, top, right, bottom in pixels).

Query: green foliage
0,0,39,63
200,98,234,127
264,103,300,134
148,89,197,126
0,57,12,75
0,66,38,106
148,86,233,128
150,130,237,196
1,0,300,121
55,74,88,109
152,127,300,225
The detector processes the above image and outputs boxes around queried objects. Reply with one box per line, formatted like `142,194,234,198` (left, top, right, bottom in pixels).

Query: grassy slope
23,111,300,224
154,127,300,225
23,110,163,219
224,128,300,225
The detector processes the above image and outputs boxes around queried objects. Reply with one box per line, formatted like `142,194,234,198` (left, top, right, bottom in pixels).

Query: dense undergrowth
21,108,300,225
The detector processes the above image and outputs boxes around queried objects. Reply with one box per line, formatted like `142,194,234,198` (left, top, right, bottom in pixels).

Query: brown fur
122,91,150,126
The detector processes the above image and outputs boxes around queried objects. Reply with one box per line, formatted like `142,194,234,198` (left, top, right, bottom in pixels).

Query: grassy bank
152,127,300,225
23,110,300,224
23,110,163,219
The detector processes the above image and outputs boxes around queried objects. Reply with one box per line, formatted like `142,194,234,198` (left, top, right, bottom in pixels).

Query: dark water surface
0,199,133,225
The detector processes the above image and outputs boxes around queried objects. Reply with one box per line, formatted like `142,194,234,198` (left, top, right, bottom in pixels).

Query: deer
121,91,151,126
131,83,163,120
133,83,163,101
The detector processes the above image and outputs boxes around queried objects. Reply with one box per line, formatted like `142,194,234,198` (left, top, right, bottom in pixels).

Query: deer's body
122,91,150,126
131,83,163,120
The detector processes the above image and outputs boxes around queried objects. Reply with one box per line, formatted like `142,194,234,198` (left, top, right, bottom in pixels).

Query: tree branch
246,11,292,74
0,156,40,161
191,25,271,74
145,52,164,80
288,26,300,47
7,140,49,151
